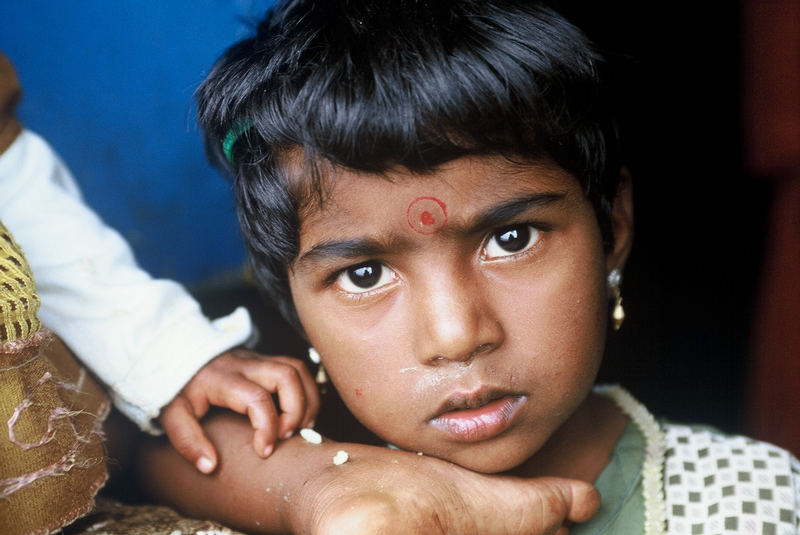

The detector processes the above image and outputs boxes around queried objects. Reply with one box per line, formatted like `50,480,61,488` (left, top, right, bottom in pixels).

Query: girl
138,1,800,533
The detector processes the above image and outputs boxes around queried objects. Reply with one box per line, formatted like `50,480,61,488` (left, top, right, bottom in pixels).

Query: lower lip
429,396,526,442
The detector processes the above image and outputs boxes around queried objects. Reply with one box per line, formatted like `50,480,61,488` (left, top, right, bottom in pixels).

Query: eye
335,260,398,294
482,224,541,260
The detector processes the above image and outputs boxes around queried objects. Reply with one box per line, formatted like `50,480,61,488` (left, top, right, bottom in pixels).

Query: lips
429,390,527,443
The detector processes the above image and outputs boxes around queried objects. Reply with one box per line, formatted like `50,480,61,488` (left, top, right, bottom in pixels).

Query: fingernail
282,430,294,440
197,456,215,474
263,444,274,457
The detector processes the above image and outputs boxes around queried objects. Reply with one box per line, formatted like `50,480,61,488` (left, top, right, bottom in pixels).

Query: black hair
196,0,621,331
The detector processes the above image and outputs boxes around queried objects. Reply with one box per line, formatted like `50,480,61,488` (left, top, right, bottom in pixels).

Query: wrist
288,444,457,535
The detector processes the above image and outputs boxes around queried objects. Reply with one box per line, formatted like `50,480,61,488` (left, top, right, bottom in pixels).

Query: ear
605,167,634,274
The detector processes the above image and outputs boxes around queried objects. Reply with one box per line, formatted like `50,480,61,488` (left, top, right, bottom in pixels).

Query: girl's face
289,155,631,473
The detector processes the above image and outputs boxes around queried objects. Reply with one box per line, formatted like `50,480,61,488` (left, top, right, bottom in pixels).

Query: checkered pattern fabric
664,424,800,534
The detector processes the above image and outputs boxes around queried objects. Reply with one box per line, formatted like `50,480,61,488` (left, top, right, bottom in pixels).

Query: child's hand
303,453,600,535
141,411,600,534
159,349,319,474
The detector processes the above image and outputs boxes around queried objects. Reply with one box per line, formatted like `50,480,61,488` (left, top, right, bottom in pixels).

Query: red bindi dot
407,197,447,234
354,389,363,397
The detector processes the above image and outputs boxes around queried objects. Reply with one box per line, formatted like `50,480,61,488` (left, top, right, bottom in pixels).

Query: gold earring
308,347,328,386
607,269,625,331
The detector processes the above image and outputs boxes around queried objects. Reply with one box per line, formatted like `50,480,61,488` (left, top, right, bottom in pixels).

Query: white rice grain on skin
332,450,349,465
299,427,322,444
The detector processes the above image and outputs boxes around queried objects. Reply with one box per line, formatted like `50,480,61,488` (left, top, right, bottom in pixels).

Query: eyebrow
294,191,566,270
297,238,393,267
467,192,566,233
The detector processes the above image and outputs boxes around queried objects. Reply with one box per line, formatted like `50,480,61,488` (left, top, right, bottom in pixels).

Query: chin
435,443,534,475
456,456,528,475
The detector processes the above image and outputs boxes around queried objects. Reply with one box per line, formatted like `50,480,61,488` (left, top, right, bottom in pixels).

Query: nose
413,267,503,366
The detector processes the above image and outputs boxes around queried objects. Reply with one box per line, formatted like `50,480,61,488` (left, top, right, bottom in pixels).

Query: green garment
572,421,645,534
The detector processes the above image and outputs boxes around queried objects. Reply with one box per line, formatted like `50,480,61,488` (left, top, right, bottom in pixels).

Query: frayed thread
1,345,109,499
0,433,104,499
7,371,99,451
0,329,50,356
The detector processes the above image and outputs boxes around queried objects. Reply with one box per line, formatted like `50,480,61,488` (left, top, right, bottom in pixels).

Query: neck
507,391,629,482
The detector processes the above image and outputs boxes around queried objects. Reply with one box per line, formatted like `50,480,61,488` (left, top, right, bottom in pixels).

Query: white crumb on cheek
332,450,349,465
299,427,322,444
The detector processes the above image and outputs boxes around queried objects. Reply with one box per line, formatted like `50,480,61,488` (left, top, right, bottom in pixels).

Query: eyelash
480,222,548,262
327,221,551,297
333,261,399,298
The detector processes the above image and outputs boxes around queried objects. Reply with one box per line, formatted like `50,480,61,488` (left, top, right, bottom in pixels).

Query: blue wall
0,1,275,284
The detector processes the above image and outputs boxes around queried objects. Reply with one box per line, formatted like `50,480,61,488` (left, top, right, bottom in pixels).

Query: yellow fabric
0,334,110,535
1,221,42,342
0,222,109,534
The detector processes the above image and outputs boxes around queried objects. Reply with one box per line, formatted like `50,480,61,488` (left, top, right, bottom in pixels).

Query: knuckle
167,427,201,456
243,386,274,405
273,364,300,384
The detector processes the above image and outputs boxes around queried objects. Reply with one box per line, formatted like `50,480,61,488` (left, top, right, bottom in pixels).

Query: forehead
294,156,581,225
288,155,590,265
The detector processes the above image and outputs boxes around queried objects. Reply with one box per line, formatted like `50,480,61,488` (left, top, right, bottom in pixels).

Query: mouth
429,390,527,443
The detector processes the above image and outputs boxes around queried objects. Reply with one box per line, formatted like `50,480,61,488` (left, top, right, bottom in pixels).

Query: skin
290,155,632,475
137,154,634,533
140,411,601,534
160,349,320,473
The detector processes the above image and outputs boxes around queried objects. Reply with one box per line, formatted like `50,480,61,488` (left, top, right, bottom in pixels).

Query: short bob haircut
196,0,621,331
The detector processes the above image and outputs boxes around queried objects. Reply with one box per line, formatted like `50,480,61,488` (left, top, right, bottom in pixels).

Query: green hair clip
222,118,255,165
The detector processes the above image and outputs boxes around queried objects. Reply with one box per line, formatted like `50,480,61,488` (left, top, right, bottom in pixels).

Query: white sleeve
0,130,254,433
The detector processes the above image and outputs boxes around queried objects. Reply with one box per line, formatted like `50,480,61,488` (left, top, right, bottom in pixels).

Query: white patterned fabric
577,388,800,534
663,423,800,534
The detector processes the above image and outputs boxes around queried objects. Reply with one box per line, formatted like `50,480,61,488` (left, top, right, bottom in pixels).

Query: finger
561,479,600,524
470,476,599,534
263,356,321,428
529,478,599,531
247,396,280,458
177,353,282,459
195,375,282,457
240,359,312,438
224,351,321,428
160,396,218,474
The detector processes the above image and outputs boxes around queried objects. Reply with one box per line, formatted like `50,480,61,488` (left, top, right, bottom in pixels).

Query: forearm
136,410,600,534
137,410,423,534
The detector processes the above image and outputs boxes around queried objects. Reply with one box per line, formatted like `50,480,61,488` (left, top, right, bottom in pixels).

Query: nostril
429,344,494,365
474,343,493,354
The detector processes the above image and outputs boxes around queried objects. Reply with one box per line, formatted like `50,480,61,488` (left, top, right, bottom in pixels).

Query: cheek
328,356,420,443
500,242,607,377
543,249,608,375
302,311,418,433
